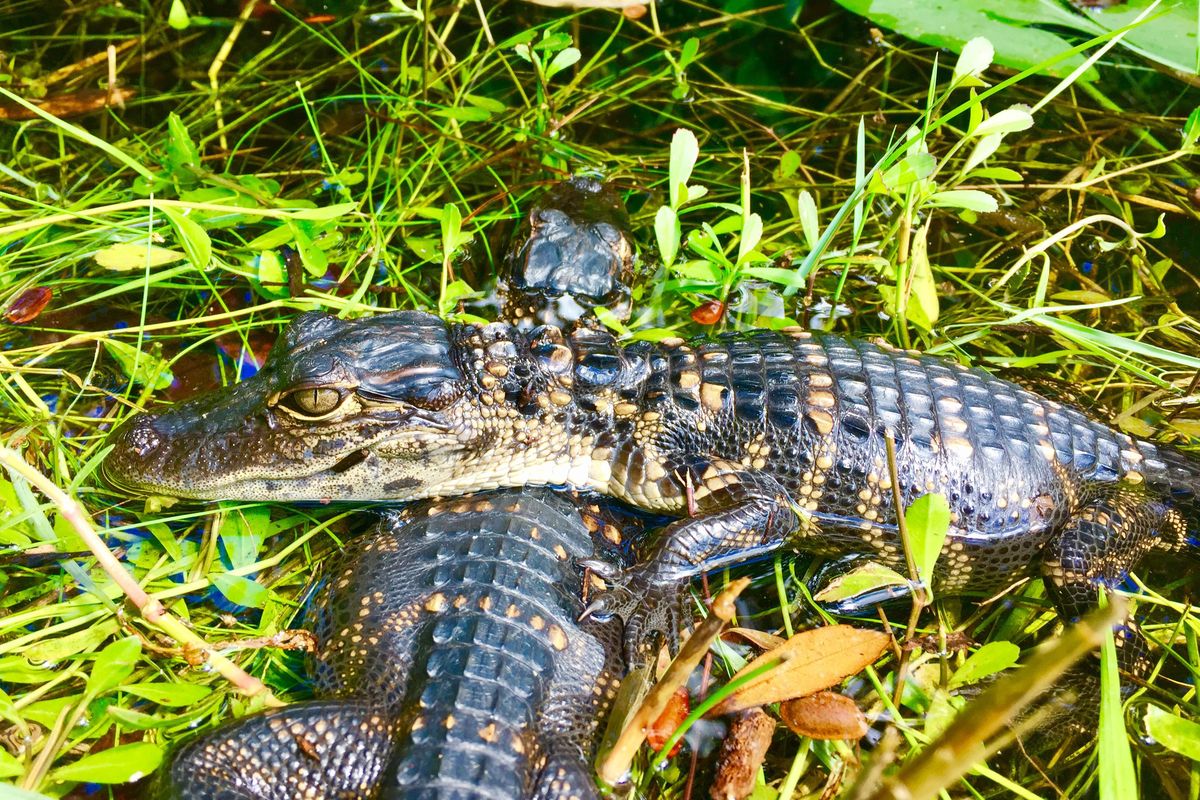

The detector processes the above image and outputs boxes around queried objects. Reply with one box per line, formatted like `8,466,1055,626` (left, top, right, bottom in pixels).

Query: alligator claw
578,562,688,667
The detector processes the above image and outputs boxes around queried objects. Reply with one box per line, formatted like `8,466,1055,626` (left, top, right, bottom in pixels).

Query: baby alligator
149,490,624,799
105,312,1200,664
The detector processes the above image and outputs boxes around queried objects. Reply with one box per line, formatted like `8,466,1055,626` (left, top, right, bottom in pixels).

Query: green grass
0,1,1198,798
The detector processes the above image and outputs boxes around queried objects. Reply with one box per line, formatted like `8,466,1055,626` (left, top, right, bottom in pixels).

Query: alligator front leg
588,462,799,663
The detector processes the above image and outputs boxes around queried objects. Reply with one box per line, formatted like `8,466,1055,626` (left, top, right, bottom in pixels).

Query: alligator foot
580,561,687,666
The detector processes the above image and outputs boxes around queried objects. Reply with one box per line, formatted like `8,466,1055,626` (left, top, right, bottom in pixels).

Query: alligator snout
102,412,170,494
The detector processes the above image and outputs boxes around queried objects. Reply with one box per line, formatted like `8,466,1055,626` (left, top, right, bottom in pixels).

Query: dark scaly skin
149,490,625,799
105,316,1200,670
500,176,635,330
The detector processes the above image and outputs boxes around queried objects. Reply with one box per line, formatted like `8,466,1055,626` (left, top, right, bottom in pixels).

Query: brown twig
0,448,279,704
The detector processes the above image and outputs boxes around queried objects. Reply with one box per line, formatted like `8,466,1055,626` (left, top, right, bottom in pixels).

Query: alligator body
150,489,624,799
106,315,1200,656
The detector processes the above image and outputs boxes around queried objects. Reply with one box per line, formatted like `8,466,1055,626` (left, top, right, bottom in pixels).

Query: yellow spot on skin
512,735,526,754
478,596,492,612
411,716,425,731
554,544,568,560
425,593,446,613
453,595,468,609
1124,471,1144,485
550,390,572,407
645,460,666,482
615,402,638,417
548,625,568,651
530,615,546,630
808,389,836,409
529,526,540,540
677,370,701,389
445,714,456,730
816,454,833,470
486,362,509,378
945,436,974,459
701,383,726,412
506,604,521,618
479,373,497,390
807,409,834,435
479,723,499,743
808,373,833,388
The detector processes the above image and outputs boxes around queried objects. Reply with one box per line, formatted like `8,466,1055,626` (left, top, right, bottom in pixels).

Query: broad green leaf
1184,106,1200,151
967,166,1023,182
217,505,267,570
777,150,802,180
948,641,1020,688
103,339,174,390
160,206,212,270
0,657,54,683
464,93,506,113
737,212,763,266
244,225,295,251
105,705,172,730
432,106,492,122
48,741,163,784
905,493,951,588
0,748,23,779
655,206,680,268
167,0,190,29
87,637,141,697
211,572,269,609
252,250,287,298
288,221,327,277
953,36,994,84
25,620,119,664
963,132,1002,174
288,202,358,221
831,0,1099,79
813,562,910,604
1099,623,1137,800
122,681,213,707
1086,0,1200,76
927,190,998,213
94,243,187,272
164,113,200,174
974,106,1034,137
545,47,581,80
1145,705,1200,761
668,129,699,209
905,223,939,330
879,152,935,190
797,190,819,250
679,37,701,69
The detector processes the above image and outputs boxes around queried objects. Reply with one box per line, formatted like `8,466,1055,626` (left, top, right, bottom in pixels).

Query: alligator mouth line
329,449,370,474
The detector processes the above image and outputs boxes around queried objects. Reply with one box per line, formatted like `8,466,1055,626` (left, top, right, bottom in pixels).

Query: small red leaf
5,286,52,324
690,299,725,325
646,687,689,756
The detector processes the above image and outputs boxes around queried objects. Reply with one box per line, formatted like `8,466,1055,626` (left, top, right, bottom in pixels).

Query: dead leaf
646,687,689,756
5,286,52,324
711,707,776,800
722,627,786,651
779,691,869,740
709,625,890,716
0,88,136,120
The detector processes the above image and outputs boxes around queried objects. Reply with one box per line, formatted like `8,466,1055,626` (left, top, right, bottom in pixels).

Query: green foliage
904,493,951,594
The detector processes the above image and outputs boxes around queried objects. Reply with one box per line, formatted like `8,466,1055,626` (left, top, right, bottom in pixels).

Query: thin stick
0,448,279,704
597,577,749,784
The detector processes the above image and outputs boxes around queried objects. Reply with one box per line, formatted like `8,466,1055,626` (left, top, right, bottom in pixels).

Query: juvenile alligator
150,490,625,799
105,309,1200,666
131,177,638,799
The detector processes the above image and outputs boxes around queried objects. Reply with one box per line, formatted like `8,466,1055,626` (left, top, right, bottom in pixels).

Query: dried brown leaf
710,625,890,716
0,88,136,120
779,691,868,740
722,627,787,651
5,286,52,324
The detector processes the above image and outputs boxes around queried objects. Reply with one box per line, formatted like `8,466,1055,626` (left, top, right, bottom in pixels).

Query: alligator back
151,490,623,800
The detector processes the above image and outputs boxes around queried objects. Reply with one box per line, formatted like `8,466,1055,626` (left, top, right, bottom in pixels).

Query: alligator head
103,311,498,502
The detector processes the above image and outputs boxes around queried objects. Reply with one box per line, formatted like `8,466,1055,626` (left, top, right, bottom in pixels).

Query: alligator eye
279,387,346,418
